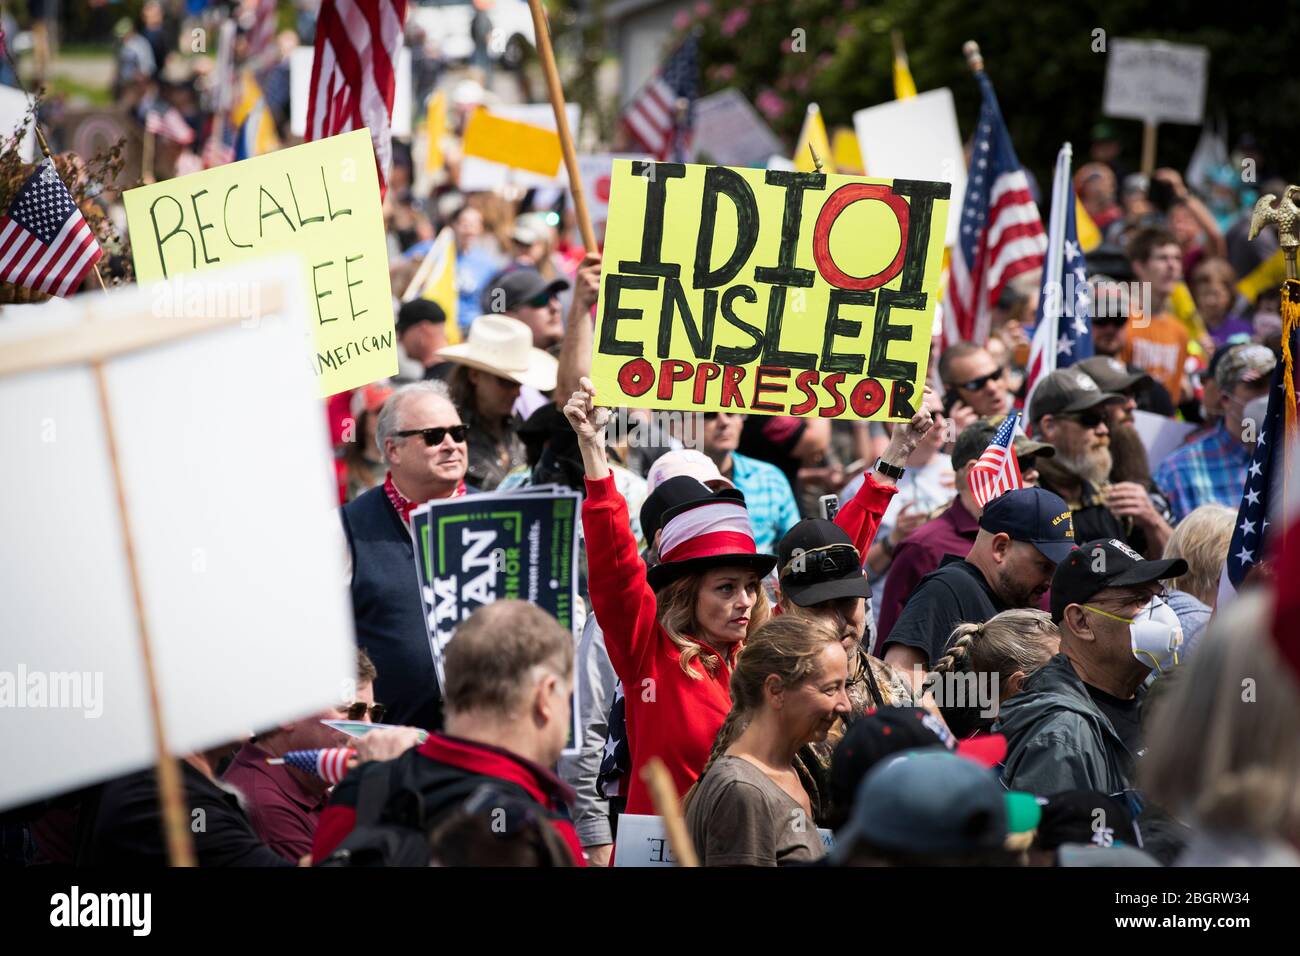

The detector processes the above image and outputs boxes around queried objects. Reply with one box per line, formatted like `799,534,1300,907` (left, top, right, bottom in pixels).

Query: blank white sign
0,258,357,812
1103,39,1209,126
853,88,966,248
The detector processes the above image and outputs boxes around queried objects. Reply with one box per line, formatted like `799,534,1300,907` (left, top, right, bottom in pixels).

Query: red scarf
384,472,466,524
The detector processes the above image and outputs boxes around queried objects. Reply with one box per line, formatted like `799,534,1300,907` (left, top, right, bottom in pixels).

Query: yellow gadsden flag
793,104,833,173
892,30,917,100
1075,196,1102,252
424,89,447,175
418,228,461,345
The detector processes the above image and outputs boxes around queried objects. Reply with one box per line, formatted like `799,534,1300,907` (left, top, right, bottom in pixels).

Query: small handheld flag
967,411,1024,508
268,747,357,785
0,159,103,297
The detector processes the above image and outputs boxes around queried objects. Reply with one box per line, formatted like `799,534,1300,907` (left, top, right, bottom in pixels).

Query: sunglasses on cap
341,701,386,722
395,424,469,445
1059,409,1107,429
780,543,861,585
955,367,1006,392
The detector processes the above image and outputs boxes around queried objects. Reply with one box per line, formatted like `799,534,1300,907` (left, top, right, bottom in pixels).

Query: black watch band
874,457,906,480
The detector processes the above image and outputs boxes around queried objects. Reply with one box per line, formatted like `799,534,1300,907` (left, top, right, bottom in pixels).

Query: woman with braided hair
684,616,851,866
930,609,1060,737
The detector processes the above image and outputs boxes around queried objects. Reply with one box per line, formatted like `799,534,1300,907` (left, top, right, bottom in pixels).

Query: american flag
273,747,357,785
1218,324,1299,607
242,0,280,70
945,70,1046,348
144,101,196,145
1026,145,1092,400
622,34,698,162
967,411,1024,508
0,160,103,297
305,0,407,198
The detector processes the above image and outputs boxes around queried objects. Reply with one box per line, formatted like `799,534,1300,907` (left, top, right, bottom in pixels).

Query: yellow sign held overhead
592,160,950,421
462,107,563,178
123,129,397,397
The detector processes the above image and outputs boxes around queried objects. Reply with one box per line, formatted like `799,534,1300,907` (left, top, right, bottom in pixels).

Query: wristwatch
873,456,906,480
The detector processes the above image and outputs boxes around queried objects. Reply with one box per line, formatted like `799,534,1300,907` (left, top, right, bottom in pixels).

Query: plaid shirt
726,452,801,556
1153,422,1251,523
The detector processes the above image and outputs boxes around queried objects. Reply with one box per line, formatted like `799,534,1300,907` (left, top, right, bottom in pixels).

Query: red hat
645,490,776,590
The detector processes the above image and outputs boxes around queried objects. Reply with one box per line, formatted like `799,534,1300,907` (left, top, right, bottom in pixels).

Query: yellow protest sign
123,129,395,397
462,108,563,178
592,161,950,421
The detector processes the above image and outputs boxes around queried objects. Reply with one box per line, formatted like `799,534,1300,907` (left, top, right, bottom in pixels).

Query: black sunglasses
395,424,469,445
780,543,862,586
1059,409,1107,429
956,367,1006,392
525,291,556,308
1091,315,1128,328
342,701,386,722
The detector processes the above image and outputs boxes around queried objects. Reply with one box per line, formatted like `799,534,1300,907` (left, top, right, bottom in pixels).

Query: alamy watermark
0,665,103,718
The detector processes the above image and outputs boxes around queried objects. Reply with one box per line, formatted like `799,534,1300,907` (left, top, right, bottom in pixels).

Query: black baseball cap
638,475,744,546
776,519,870,606
1028,367,1123,423
952,419,1056,471
1075,355,1152,394
395,298,447,335
1034,790,1140,851
481,268,570,313
1049,538,1188,623
829,707,1008,817
978,487,1076,562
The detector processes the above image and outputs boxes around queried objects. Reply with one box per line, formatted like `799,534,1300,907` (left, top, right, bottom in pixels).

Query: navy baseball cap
978,487,1075,563
1049,538,1187,623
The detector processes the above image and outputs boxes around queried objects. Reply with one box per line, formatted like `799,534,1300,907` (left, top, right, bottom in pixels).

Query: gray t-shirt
685,755,824,867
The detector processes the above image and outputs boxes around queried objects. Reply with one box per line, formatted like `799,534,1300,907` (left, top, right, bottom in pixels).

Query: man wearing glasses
222,650,383,863
937,342,1014,436
1030,369,1173,559
1154,344,1276,522
998,540,1187,807
340,381,473,733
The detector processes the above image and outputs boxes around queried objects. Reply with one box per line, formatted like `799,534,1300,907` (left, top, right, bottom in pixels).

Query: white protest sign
853,88,966,247
1132,408,1198,475
0,257,357,812
0,84,37,163
457,103,581,192
291,45,412,138
613,814,834,866
691,88,783,169
1103,39,1209,126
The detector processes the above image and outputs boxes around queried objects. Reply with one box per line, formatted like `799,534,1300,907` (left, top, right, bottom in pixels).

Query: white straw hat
437,314,558,391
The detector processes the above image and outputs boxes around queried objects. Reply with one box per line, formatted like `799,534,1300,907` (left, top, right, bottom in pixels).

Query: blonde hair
933,609,1059,691
1142,592,1300,838
1163,504,1235,606
685,615,842,809
656,571,771,679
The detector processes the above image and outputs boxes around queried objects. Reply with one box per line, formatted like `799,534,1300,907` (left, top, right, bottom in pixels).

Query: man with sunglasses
938,343,1014,435
221,650,382,862
1085,279,1176,417
341,381,473,733
998,540,1187,808
1030,368,1172,559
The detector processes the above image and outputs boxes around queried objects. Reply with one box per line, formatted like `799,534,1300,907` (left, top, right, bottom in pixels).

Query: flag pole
525,0,598,253
641,757,700,867
962,40,984,75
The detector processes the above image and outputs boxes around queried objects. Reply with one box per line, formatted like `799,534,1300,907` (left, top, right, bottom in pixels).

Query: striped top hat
645,485,777,590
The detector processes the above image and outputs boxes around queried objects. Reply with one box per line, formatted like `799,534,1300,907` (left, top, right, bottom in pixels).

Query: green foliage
673,0,1298,187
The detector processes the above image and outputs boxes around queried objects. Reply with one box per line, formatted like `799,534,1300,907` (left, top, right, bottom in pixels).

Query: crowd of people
2,5,1296,872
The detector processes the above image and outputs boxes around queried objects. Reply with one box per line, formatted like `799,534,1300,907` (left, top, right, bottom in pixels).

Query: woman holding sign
564,378,778,820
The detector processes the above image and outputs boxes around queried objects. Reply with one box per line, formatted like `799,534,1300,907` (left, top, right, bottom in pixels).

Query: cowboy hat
437,314,558,391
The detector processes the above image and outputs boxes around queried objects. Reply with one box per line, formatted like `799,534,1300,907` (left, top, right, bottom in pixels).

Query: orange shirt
1122,312,1189,403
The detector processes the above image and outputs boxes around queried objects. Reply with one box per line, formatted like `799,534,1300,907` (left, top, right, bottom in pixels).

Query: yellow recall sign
592,161,950,421
123,129,396,397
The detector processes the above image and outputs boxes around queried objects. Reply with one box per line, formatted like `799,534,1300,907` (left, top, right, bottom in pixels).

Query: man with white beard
1030,369,1173,559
